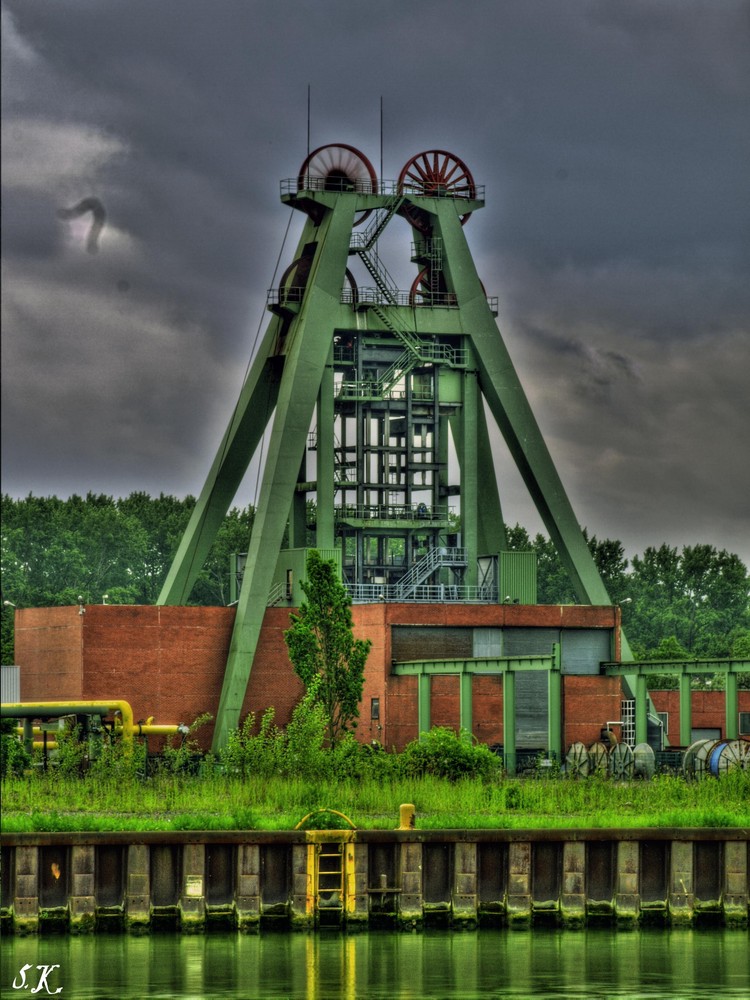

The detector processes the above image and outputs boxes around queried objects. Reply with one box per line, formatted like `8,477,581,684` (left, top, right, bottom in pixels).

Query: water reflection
1,929,748,999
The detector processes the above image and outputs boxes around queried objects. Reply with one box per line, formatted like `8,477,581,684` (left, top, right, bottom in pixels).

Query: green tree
117,492,195,603
628,544,749,657
284,550,371,744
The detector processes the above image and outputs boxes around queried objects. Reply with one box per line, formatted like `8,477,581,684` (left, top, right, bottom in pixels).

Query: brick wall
14,607,83,701
649,689,750,744
14,602,624,752
563,675,624,749
473,675,504,746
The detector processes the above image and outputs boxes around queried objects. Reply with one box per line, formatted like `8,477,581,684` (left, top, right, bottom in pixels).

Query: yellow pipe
2,701,135,742
6,704,190,757
17,721,185,740
114,722,186,737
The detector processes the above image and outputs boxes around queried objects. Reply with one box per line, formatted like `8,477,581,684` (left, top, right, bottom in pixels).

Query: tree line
2,493,748,667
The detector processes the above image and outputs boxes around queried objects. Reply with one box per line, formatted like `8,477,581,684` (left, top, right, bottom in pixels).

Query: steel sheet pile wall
1,829,747,934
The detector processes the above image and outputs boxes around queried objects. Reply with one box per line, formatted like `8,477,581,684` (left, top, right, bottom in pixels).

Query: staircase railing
394,546,468,599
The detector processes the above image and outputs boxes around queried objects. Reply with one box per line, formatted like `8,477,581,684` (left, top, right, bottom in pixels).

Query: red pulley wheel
398,149,476,233
298,143,378,225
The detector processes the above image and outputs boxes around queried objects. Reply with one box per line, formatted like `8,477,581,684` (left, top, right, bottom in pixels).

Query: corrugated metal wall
391,627,473,661
515,672,549,748
560,630,612,674
498,551,537,604
1,664,21,703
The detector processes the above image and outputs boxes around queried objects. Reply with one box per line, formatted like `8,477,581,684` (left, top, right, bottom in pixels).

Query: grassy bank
2,770,749,833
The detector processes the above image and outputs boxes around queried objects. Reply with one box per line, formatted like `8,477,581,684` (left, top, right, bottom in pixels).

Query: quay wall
1,828,747,934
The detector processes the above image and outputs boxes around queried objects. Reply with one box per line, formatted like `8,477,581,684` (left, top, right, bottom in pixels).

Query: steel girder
158,172,634,751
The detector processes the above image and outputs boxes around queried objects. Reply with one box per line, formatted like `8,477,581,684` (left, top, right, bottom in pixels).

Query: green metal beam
603,658,750,674
459,366,478,587
503,669,516,776
392,654,554,675
316,357,335,549
635,673,648,745
475,396,507,554
460,671,473,734
679,674,692,747
418,672,431,737
393,648,564,773
548,659,562,763
726,671,738,739
212,196,358,749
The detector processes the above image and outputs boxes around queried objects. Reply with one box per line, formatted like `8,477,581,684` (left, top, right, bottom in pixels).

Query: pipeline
3,702,190,753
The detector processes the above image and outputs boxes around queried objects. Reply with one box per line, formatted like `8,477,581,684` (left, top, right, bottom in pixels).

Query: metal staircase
336,301,467,401
349,197,405,305
349,197,405,253
394,546,468,600
266,582,285,606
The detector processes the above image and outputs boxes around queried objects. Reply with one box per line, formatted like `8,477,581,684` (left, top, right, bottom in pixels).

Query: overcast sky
2,0,749,568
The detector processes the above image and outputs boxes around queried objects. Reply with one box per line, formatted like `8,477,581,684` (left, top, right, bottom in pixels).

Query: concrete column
503,670,516,775
452,842,478,929
668,840,694,927
125,844,150,934
346,842,369,927
13,845,39,935
507,841,531,927
679,674,692,746
561,842,586,928
290,843,311,930
398,841,423,929
69,845,96,934
614,841,639,928
723,840,748,928
236,844,260,933
179,844,206,933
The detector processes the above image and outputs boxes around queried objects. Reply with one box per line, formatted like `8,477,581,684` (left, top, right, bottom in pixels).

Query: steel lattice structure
157,144,622,748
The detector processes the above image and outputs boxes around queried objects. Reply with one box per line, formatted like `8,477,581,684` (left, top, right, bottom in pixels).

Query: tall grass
2,716,748,833
2,770,748,833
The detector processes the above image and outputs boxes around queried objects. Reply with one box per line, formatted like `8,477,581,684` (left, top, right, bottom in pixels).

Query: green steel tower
158,144,622,749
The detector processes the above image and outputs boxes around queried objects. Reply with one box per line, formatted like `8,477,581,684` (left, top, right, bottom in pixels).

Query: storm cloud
2,0,749,565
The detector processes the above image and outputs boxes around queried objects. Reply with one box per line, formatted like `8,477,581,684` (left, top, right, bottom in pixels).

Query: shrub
399,727,501,782
220,708,285,778
159,712,212,775
0,718,31,778
88,732,147,783
284,692,328,779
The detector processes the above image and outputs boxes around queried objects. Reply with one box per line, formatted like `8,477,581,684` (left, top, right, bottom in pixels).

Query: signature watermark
11,964,63,995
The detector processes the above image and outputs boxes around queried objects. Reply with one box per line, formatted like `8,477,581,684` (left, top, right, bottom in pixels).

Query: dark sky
2,0,749,566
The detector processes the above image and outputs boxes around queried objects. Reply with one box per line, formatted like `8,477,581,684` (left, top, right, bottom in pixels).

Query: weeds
2,716,749,833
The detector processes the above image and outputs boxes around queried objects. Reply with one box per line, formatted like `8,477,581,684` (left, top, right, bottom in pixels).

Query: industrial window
371,698,380,721
739,713,750,736
620,699,635,747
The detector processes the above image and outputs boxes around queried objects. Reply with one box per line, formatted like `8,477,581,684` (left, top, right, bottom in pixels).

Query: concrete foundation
1,829,747,934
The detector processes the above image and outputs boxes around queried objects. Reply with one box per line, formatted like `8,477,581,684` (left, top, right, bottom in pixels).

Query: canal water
1,929,748,999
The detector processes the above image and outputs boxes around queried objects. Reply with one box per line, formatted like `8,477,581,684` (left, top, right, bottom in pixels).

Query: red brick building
12,603,748,752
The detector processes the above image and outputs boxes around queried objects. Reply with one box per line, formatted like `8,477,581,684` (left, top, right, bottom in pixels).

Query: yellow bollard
398,803,415,830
